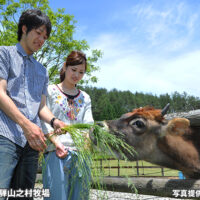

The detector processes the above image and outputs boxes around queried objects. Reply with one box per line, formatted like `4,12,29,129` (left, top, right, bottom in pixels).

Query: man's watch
50,117,57,128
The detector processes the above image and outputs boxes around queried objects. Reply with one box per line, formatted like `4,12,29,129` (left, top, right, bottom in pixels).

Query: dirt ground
34,183,191,200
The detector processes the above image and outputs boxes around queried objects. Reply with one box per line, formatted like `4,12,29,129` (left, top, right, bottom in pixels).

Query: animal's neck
143,145,176,169
156,134,200,178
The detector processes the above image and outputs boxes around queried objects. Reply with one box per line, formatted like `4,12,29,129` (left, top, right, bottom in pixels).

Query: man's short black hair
17,9,52,41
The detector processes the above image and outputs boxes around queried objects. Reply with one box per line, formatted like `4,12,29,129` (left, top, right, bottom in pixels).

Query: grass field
92,159,180,178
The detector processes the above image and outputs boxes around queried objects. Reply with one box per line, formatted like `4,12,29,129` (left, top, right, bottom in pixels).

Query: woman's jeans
43,150,91,200
0,135,39,200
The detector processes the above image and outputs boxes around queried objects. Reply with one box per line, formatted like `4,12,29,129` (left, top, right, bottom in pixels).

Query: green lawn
92,159,179,178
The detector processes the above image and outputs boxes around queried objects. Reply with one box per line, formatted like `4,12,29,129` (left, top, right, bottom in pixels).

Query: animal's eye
132,120,145,128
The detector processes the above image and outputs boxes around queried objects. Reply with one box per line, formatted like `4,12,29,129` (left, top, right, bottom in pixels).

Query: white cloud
77,0,200,98
89,32,200,97
123,1,199,53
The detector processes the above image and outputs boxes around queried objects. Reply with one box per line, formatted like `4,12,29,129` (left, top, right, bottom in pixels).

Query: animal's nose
96,121,105,127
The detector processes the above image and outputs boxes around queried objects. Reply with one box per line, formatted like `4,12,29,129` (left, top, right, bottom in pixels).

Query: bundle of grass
62,123,135,158
41,123,137,199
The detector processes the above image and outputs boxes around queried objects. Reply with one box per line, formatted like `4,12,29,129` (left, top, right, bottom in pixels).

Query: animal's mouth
89,121,108,145
89,121,137,160
97,121,125,139
96,121,109,129
88,121,123,159
89,121,114,145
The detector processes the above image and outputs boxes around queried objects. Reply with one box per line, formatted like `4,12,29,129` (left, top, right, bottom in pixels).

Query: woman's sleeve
82,95,94,124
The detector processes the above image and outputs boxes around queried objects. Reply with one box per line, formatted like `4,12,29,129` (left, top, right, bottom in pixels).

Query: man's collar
16,43,35,62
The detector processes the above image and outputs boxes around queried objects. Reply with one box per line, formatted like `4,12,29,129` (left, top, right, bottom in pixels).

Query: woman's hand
53,119,67,135
55,142,68,158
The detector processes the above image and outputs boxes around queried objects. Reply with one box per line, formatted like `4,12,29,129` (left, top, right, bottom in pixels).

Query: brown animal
99,104,200,179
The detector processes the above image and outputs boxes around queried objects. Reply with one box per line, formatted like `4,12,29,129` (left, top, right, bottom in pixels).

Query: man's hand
22,121,47,152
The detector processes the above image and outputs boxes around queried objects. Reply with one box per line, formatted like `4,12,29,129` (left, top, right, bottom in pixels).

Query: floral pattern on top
51,86,85,121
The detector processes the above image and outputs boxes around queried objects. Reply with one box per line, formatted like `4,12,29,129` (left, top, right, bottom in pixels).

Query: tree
81,87,200,121
0,0,102,84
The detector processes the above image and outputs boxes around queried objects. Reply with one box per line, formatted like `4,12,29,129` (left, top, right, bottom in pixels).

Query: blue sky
49,0,200,97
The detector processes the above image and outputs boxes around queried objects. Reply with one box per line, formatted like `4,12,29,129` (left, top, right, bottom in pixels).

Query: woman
41,50,94,200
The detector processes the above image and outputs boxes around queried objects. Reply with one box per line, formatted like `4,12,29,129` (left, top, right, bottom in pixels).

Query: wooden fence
37,159,195,198
92,159,179,178
38,158,179,178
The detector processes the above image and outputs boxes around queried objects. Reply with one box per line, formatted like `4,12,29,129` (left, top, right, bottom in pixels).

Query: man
0,9,65,199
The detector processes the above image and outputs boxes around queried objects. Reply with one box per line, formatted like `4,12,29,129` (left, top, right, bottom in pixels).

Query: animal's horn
161,103,170,116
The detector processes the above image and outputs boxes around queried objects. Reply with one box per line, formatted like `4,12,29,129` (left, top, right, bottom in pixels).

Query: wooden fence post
136,160,139,176
161,167,164,176
118,160,120,176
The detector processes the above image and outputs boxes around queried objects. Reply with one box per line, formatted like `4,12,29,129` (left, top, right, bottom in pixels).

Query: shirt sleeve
82,95,94,124
41,86,54,134
42,69,49,96
0,47,10,80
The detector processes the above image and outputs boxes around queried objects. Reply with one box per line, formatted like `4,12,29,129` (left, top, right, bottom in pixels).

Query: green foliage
82,86,200,121
61,123,136,160
41,123,136,198
0,0,102,84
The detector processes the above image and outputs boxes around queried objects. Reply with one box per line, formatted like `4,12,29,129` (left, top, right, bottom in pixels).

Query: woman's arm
39,95,66,131
46,132,68,158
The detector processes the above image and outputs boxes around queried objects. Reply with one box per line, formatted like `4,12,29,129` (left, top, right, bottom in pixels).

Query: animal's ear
166,118,190,136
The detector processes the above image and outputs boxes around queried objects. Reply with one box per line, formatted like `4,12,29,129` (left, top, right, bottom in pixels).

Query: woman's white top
41,84,94,152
